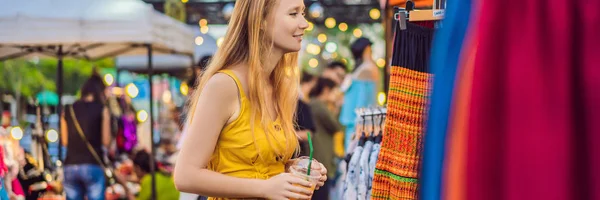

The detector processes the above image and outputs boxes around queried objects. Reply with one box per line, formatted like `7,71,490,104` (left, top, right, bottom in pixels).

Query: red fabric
465,0,600,199
0,145,7,177
11,179,25,196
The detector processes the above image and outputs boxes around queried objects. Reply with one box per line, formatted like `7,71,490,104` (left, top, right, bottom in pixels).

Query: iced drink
288,157,321,200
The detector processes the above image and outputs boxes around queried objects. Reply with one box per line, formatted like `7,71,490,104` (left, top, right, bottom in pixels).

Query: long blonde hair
187,0,299,161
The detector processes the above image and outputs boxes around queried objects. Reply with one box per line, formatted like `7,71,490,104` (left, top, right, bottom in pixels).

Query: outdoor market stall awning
115,32,218,75
0,0,195,61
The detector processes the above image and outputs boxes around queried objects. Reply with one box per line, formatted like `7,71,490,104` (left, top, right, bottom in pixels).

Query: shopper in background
322,61,348,116
295,72,317,156
309,77,344,200
322,61,347,85
60,72,111,200
339,37,379,151
174,0,327,200
133,150,179,200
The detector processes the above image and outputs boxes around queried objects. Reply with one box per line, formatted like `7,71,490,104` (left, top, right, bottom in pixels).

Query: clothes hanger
368,110,376,141
375,107,385,144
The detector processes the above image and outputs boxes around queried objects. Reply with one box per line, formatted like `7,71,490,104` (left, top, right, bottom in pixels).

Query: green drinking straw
306,132,314,177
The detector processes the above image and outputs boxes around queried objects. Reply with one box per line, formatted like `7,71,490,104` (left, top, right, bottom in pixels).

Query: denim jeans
64,164,106,200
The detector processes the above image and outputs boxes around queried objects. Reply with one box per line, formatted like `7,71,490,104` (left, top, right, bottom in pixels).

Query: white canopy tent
0,0,194,196
115,30,218,78
0,0,194,60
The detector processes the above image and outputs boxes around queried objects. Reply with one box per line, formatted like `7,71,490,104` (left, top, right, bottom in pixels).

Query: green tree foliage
0,58,113,97
0,60,55,97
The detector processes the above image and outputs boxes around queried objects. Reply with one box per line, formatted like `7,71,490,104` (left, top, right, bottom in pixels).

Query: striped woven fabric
372,22,434,200
372,66,433,200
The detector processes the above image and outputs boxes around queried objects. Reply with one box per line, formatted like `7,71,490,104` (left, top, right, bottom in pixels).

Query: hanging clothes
419,0,474,199
357,136,374,200
367,134,383,199
0,143,10,200
343,140,363,200
372,22,434,200
456,0,600,199
421,0,600,199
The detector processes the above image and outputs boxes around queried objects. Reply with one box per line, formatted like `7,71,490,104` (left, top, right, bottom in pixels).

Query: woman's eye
290,13,298,16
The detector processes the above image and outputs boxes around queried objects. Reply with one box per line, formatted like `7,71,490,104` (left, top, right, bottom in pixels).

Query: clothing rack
339,106,387,200
394,0,445,28
354,106,387,137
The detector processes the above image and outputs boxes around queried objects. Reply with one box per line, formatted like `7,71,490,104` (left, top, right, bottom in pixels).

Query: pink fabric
465,0,600,199
0,145,7,177
11,179,24,196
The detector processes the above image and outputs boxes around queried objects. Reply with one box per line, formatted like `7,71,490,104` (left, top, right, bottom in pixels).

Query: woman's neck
316,95,329,103
264,48,284,75
300,85,311,101
362,53,374,63
83,95,94,102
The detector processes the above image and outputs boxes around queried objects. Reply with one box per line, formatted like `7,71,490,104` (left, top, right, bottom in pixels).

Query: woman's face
266,0,309,53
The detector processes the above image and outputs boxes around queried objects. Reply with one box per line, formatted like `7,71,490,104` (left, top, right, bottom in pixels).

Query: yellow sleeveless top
207,70,294,200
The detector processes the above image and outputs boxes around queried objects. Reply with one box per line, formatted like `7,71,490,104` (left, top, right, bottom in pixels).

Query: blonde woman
174,1,327,200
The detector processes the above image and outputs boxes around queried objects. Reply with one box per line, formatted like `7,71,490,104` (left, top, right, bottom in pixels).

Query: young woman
174,1,327,200
61,73,112,200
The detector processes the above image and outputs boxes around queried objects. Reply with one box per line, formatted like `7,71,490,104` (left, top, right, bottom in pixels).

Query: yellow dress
207,70,294,200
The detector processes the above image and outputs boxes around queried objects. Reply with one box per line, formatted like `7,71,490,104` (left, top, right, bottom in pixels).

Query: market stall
0,0,194,198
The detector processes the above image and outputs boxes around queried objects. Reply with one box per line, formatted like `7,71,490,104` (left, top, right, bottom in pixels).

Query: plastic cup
288,157,321,200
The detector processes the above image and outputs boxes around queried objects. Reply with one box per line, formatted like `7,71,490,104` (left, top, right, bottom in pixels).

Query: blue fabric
357,140,374,200
420,1,473,200
339,80,377,150
64,164,106,200
367,142,381,199
0,178,10,200
343,145,364,200
334,159,347,200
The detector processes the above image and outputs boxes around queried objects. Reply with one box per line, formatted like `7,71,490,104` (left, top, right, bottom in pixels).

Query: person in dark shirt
309,77,343,200
322,61,348,117
295,72,317,156
60,72,112,200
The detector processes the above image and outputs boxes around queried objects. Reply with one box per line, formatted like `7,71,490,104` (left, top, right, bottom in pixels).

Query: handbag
68,106,117,186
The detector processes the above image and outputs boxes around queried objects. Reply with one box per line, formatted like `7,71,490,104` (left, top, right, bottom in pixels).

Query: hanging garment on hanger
419,0,473,198
372,21,434,200
343,136,366,200
367,133,384,199
357,136,375,200
0,144,10,200
0,144,7,177
0,177,10,200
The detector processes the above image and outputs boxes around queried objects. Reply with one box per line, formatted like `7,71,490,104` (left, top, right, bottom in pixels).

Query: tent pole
116,69,121,88
57,45,64,163
146,44,157,200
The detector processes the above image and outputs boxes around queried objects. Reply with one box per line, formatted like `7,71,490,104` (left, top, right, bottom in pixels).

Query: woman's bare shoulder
202,73,239,100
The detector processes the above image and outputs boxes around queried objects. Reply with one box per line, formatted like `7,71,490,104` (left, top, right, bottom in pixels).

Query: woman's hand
259,173,313,200
314,163,328,190
286,158,328,190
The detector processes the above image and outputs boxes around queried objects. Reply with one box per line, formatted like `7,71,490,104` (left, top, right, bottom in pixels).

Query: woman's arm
101,107,112,148
60,113,68,146
173,73,266,198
